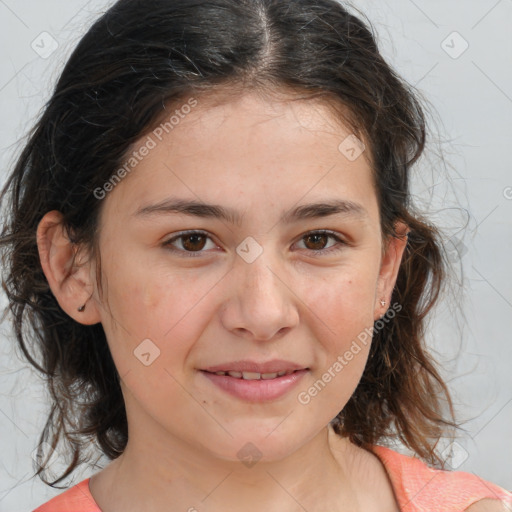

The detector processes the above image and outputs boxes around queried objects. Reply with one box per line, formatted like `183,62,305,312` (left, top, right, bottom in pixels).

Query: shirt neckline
81,444,403,512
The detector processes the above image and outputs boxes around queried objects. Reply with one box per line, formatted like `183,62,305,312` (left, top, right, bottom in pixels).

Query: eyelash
162,229,347,257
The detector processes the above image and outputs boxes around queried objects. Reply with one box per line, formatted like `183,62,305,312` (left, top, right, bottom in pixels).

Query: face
42,88,407,464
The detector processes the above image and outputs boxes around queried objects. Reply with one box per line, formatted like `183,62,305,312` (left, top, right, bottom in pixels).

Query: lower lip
200,370,308,402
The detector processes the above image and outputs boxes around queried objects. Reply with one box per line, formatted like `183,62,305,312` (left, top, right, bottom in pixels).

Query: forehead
102,88,378,224
163,87,367,155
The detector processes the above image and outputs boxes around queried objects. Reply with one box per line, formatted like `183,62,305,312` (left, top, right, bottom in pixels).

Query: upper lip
201,359,308,374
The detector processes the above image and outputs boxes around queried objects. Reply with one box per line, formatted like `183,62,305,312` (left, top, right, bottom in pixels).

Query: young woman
1,0,510,511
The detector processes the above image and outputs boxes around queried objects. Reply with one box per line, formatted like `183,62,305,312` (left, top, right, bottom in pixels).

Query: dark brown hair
0,0,458,487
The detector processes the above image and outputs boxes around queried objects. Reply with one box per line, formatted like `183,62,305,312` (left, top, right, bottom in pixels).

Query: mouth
202,369,301,380
198,360,309,402
200,359,308,375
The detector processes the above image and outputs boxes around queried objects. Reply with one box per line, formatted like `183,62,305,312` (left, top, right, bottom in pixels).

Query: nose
219,250,300,342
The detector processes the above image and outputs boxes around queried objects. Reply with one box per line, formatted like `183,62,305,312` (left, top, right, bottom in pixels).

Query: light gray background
0,0,511,510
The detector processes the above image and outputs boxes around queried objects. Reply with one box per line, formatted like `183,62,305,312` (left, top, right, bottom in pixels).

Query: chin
199,421,318,465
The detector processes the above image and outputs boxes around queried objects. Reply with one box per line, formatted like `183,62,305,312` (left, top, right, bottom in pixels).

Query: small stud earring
77,304,86,312
380,299,386,306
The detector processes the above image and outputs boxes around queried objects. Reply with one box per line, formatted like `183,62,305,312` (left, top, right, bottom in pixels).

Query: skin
36,88,411,512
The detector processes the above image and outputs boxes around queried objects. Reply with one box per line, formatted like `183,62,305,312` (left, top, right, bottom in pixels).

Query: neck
90,423,362,512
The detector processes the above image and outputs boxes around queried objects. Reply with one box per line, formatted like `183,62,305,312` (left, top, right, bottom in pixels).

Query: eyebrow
134,197,368,225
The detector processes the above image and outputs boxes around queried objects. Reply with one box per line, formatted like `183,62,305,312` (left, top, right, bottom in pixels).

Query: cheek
299,265,378,342
99,257,220,371
98,266,205,415
295,264,376,404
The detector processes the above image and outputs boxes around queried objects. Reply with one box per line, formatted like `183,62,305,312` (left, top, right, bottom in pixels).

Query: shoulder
368,444,512,512
465,499,511,511
32,478,101,512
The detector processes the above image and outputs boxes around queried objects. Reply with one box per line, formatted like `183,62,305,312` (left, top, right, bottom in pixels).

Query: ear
374,220,409,321
36,210,101,325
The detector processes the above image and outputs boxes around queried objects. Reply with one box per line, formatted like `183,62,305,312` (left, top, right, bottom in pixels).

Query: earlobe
36,210,101,325
374,221,409,320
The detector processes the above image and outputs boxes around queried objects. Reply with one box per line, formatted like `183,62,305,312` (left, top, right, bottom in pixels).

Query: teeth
209,369,299,379
242,371,261,380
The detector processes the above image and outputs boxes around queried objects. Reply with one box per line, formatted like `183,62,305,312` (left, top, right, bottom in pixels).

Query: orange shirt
33,444,512,511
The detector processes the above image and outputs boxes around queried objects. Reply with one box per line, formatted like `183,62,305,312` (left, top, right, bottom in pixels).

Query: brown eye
295,230,346,255
181,233,207,251
163,230,216,256
303,233,330,251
